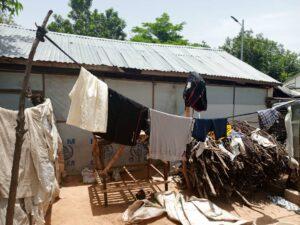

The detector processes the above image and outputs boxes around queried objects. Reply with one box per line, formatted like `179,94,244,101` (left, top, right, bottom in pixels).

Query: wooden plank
100,180,169,193
150,164,164,178
123,166,138,183
95,170,103,186
120,177,136,200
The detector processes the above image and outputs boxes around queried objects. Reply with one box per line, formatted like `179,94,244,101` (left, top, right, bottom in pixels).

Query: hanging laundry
0,99,61,199
0,99,61,224
285,106,294,157
96,89,148,146
257,108,280,130
192,118,228,142
183,72,207,112
0,107,39,198
149,109,193,162
67,67,108,133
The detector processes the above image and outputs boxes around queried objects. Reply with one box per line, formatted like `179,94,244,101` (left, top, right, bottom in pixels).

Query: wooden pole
100,145,125,175
5,10,53,225
183,107,192,191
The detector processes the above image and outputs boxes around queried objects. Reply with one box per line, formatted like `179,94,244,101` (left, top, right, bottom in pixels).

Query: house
284,73,300,92
0,24,280,174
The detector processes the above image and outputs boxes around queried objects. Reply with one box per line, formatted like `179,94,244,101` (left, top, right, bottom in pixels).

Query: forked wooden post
5,10,53,225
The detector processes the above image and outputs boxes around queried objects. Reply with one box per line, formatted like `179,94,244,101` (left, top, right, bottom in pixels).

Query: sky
14,0,300,53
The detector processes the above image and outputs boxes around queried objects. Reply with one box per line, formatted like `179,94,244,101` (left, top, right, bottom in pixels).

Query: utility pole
231,16,244,61
240,19,244,61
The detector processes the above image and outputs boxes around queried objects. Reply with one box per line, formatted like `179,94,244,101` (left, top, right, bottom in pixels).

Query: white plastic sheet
0,199,29,225
122,200,165,224
0,99,61,225
251,129,276,148
146,192,248,225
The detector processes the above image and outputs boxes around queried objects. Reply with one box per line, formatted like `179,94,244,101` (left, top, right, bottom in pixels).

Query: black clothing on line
95,89,149,146
183,72,207,112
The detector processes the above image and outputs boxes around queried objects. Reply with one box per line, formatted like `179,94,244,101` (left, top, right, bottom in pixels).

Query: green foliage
131,13,209,47
131,13,188,45
0,0,23,15
90,8,127,40
48,0,126,40
47,15,73,33
190,41,210,48
221,30,300,81
0,12,15,24
0,0,22,24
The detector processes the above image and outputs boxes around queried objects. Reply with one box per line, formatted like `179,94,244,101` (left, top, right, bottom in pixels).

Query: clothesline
225,111,257,119
37,26,82,68
35,26,275,121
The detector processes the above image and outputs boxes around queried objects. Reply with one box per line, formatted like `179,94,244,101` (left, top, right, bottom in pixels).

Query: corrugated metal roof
0,24,279,85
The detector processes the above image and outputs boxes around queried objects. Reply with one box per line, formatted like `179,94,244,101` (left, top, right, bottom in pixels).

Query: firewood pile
184,121,289,200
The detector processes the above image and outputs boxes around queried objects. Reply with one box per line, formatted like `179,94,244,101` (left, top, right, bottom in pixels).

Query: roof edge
0,57,280,87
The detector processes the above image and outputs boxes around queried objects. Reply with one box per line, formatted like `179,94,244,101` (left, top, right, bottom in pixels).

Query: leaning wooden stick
5,10,53,225
100,145,126,175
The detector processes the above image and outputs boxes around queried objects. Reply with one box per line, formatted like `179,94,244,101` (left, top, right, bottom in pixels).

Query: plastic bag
81,168,95,184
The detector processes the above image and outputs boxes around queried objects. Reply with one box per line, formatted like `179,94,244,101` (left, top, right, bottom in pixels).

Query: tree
0,12,15,24
0,0,23,15
221,30,300,81
131,13,188,45
131,13,209,47
190,41,210,48
0,0,23,24
48,0,126,40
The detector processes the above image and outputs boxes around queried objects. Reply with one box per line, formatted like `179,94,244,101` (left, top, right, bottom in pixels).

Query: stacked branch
183,121,289,200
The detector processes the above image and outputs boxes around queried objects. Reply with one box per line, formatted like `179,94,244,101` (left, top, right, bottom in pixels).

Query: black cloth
192,118,227,142
183,72,207,112
95,89,149,146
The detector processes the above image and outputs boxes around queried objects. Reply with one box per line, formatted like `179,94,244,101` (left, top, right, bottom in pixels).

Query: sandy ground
47,175,300,225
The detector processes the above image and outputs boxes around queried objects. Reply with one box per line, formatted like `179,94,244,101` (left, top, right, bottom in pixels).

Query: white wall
201,86,234,119
153,83,185,115
105,78,152,108
0,71,268,174
234,87,267,123
0,71,43,110
0,72,43,90
45,74,76,121
284,75,300,91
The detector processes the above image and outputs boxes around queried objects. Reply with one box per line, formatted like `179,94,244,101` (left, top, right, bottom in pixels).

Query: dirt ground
47,175,300,225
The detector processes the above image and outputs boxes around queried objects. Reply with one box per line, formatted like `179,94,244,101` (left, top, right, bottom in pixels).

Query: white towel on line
67,67,108,133
149,109,193,162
